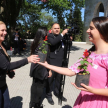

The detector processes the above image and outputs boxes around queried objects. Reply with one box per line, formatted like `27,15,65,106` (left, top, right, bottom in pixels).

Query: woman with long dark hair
30,27,52,108
38,17,108,108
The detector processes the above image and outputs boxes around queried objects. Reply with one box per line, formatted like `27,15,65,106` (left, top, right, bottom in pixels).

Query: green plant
77,49,92,75
39,36,50,54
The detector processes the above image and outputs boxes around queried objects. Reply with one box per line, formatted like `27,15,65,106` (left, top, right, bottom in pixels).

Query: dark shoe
62,96,67,102
46,97,54,105
39,104,43,108
29,103,35,108
29,103,43,108
35,103,43,108
19,53,22,55
54,93,67,102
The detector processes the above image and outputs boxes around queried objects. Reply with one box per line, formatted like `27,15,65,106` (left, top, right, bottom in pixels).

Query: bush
74,33,82,42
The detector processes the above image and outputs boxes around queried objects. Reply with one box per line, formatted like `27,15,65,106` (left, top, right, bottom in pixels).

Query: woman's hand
48,70,52,77
71,83,94,93
38,61,48,66
27,55,40,63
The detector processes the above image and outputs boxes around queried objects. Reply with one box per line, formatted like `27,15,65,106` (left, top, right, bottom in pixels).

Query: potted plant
75,49,92,87
37,36,50,62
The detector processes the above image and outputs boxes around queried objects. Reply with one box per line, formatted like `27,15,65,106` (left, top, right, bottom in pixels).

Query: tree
0,0,25,46
39,11,55,30
40,0,85,30
0,0,25,29
16,1,41,38
0,0,85,41
65,0,85,41
40,0,71,29
72,5,83,41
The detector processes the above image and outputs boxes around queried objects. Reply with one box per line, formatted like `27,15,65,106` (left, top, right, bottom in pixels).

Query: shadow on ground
71,45,84,51
10,96,23,108
62,105,72,108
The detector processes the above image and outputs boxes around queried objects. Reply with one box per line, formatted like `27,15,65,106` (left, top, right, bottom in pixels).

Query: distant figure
20,38,26,51
13,29,21,55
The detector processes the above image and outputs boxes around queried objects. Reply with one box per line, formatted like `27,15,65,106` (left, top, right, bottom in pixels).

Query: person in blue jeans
0,21,39,108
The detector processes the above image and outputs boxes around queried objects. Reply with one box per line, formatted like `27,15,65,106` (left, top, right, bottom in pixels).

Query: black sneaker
35,103,43,108
46,97,54,105
62,96,67,102
54,93,67,102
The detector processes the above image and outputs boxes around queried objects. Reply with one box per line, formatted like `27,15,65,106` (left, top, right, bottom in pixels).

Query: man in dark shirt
46,23,70,105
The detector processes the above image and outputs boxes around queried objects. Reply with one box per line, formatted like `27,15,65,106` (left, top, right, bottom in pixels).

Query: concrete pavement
6,42,93,108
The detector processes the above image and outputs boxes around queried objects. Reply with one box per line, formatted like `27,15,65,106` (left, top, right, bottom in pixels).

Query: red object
10,47,12,51
49,30,52,33
41,0,48,2
44,36,48,41
83,49,89,57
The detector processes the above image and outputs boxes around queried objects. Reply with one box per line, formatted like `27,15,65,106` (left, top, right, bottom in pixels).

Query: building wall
83,0,108,44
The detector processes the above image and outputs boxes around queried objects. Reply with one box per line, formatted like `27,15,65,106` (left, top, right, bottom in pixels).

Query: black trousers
30,78,47,107
46,70,62,98
13,40,21,55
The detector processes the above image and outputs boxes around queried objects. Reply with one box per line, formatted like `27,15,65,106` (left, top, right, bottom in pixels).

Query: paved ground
6,42,93,108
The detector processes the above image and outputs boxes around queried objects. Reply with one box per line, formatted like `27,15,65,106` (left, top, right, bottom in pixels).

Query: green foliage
74,30,83,42
78,57,92,75
0,0,25,28
39,40,50,54
74,34,82,42
0,0,85,41
40,0,72,29
42,0,71,10
16,0,41,38
72,0,85,8
0,0,25,46
71,5,83,41
39,10,55,30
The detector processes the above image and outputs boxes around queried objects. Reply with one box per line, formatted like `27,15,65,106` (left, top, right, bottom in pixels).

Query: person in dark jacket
0,21,39,108
29,27,52,108
45,23,70,105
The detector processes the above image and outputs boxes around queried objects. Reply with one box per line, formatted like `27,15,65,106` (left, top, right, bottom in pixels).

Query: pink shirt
69,52,108,88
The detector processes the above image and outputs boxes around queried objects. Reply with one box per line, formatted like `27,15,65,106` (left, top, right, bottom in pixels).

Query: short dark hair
51,23,59,27
92,17,108,42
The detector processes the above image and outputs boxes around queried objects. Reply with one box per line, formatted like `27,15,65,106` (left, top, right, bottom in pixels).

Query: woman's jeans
0,84,10,108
